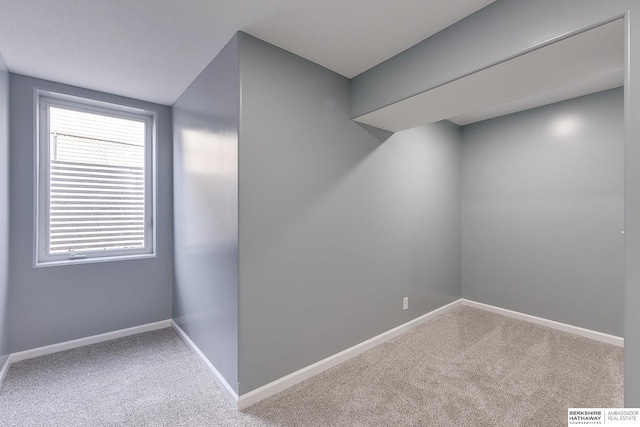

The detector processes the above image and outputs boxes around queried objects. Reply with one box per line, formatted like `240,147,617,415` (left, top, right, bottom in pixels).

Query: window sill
34,253,157,268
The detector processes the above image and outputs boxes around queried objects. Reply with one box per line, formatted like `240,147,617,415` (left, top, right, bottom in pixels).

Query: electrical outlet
403,297,408,310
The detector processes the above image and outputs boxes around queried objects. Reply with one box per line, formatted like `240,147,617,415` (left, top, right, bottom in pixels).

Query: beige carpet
0,306,623,426
245,306,623,426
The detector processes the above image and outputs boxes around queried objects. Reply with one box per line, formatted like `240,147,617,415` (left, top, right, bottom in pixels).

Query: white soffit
0,0,494,106
354,19,624,132
449,70,623,126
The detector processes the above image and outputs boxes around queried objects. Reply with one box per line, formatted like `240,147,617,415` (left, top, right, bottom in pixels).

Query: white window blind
37,95,155,264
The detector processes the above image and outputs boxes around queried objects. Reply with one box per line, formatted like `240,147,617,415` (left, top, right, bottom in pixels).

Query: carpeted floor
0,306,623,426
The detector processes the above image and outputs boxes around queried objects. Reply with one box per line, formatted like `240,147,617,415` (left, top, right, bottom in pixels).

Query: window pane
48,106,146,254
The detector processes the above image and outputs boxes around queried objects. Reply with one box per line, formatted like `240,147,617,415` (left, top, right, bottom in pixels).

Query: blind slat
49,133,146,253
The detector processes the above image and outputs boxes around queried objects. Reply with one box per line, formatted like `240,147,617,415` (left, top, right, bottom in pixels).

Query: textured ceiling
0,0,494,106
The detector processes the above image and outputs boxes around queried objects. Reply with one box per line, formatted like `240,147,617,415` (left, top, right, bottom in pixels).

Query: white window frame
35,91,157,266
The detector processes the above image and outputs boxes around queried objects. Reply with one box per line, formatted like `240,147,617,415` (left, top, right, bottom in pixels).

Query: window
36,93,155,265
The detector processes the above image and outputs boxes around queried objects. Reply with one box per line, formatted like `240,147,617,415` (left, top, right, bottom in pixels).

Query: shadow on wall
238,118,462,392
355,123,394,143
246,121,461,306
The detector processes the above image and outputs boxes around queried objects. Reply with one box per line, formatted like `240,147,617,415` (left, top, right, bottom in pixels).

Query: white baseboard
236,298,623,408
2,298,623,409
10,319,172,363
0,354,10,386
236,299,463,409
460,299,624,347
171,321,239,407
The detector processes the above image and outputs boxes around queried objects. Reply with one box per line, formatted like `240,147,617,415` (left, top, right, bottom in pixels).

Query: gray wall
8,74,173,353
172,36,239,391
462,89,624,336
0,53,9,367
351,0,640,405
237,33,461,394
